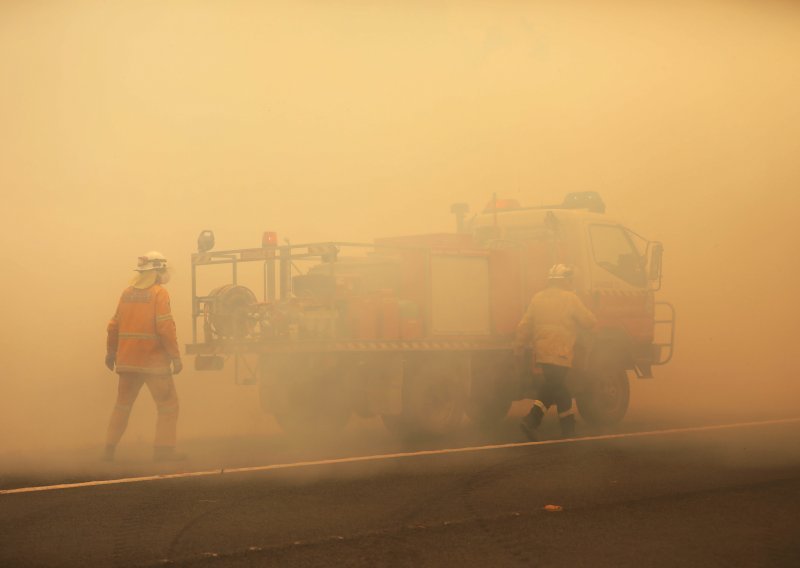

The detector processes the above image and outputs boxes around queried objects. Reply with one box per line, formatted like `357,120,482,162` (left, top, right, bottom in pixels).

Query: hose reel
204,285,259,339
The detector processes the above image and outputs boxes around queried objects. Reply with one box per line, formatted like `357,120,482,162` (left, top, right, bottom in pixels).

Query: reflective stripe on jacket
515,287,597,368
107,284,180,374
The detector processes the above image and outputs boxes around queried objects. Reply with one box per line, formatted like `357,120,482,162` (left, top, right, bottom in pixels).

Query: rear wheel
259,354,352,437
382,354,468,437
465,352,515,429
466,395,512,429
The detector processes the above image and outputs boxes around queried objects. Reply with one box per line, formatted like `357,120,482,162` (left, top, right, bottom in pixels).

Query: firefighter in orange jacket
104,251,185,462
514,264,597,440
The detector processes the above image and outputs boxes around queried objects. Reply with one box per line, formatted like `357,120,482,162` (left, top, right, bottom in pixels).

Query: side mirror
648,242,664,283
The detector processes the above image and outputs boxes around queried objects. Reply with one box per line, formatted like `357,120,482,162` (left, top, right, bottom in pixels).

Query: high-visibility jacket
107,284,181,375
515,286,597,368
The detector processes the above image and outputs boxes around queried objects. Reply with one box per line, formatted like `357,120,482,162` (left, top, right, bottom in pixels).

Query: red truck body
187,193,674,435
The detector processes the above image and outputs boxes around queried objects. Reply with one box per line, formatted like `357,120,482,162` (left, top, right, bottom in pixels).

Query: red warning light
262,231,278,247
483,198,521,213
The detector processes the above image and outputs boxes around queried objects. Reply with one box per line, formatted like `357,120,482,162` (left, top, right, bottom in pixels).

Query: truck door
586,223,652,345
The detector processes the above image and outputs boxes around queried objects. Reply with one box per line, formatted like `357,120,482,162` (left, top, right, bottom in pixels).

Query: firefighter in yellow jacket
514,264,597,440
104,251,185,462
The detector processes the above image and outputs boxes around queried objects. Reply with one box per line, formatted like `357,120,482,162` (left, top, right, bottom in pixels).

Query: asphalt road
2,416,800,567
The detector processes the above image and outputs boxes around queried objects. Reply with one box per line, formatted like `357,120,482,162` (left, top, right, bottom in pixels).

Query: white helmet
135,251,168,272
548,264,574,280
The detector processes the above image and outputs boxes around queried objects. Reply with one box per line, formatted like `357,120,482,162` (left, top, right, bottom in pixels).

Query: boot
101,445,116,462
559,414,576,438
520,403,545,441
154,446,188,462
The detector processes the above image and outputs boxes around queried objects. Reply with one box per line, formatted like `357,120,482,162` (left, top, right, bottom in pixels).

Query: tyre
259,354,352,437
465,396,512,429
382,353,468,437
465,353,515,429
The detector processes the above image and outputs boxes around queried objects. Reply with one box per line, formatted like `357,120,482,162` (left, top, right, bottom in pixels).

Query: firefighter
514,264,597,440
103,251,185,462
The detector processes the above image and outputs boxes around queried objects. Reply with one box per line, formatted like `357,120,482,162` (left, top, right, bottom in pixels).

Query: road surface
2,416,799,567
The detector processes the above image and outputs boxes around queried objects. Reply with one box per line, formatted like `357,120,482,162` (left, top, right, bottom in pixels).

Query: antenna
450,203,470,233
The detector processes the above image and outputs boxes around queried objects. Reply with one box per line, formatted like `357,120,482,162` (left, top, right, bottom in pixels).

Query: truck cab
466,192,674,424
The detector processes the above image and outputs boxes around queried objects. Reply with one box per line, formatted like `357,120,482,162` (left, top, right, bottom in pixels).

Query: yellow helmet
547,264,574,280
135,251,168,272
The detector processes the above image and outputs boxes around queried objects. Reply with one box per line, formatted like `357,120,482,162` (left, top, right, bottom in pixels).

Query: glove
105,354,115,371
172,359,183,375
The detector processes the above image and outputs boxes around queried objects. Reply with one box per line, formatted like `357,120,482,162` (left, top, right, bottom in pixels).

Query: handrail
652,301,675,365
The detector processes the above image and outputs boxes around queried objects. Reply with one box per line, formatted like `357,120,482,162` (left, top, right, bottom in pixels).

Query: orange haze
1,0,799,456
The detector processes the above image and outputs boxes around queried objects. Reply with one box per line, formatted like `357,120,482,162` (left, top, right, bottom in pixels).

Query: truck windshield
590,224,646,287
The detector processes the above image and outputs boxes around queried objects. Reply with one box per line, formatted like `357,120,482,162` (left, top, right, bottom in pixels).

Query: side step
634,360,653,379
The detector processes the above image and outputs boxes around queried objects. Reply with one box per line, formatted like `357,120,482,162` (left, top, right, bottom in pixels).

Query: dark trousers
524,364,575,437
538,363,572,415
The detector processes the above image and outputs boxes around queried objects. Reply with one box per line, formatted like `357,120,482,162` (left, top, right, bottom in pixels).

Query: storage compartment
429,255,490,335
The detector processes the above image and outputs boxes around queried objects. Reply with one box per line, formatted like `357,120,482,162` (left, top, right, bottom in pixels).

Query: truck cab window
590,224,646,287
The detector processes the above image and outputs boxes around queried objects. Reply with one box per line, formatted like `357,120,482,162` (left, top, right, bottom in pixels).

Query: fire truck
187,192,674,436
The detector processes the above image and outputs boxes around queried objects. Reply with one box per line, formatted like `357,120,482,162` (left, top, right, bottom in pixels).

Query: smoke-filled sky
1,0,798,454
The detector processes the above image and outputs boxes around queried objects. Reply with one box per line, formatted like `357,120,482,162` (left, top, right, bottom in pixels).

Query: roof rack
480,191,606,215
559,191,606,213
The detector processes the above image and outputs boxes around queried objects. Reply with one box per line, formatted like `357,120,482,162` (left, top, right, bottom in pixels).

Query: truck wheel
576,359,630,426
466,395,512,429
259,355,352,437
465,353,515,428
383,354,467,436
271,380,351,437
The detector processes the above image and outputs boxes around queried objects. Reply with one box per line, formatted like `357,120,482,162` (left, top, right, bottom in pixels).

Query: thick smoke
0,0,798,464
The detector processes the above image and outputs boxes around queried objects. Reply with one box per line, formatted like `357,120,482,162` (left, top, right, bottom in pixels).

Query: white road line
2,417,799,496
